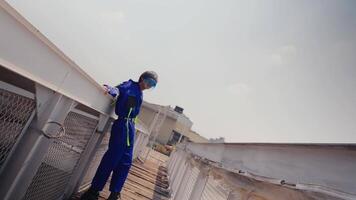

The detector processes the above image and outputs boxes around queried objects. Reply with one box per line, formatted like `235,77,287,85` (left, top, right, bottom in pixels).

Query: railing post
168,150,177,175
133,131,143,159
188,165,210,200
0,84,75,200
173,161,193,200
169,149,184,183
169,151,183,187
63,114,112,199
138,135,149,159
171,154,188,198
168,149,178,174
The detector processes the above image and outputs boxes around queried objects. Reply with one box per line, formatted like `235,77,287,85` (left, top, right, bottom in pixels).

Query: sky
8,0,356,143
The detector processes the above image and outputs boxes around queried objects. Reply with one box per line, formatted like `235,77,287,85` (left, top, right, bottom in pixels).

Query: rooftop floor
71,150,170,200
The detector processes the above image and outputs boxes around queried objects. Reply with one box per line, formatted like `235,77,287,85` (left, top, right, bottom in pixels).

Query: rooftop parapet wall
167,143,356,200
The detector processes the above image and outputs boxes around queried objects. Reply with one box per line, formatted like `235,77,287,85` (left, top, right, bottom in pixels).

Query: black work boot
80,187,99,200
107,192,121,200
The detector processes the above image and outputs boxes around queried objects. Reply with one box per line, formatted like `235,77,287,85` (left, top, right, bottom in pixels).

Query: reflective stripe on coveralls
126,108,133,146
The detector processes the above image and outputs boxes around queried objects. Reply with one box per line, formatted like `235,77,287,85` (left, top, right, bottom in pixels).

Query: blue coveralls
91,79,143,193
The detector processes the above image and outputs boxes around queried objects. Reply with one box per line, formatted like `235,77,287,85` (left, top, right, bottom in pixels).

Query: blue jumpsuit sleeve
114,81,131,115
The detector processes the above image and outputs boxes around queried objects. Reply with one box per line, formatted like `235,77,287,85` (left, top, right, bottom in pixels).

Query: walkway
71,150,170,200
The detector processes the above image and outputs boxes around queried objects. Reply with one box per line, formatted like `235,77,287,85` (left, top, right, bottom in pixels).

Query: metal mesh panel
23,111,98,200
0,88,35,169
80,127,111,188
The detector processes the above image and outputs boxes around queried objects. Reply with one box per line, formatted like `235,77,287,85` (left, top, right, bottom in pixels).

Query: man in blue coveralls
81,71,158,200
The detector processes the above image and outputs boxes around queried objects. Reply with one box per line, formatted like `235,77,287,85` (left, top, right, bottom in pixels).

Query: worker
81,71,158,200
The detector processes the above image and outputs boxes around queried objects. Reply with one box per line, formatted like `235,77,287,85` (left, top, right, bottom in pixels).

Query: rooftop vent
174,106,184,114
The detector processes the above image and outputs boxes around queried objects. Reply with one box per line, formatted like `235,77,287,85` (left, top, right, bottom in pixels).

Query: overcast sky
8,0,356,143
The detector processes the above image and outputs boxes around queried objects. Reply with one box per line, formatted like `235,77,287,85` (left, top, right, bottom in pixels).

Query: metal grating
80,126,111,189
0,88,35,170
23,111,98,200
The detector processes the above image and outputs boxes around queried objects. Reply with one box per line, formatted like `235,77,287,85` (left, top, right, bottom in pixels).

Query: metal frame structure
0,2,151,199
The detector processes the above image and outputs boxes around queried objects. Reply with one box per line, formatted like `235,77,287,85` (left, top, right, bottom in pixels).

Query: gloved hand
103,84,119,97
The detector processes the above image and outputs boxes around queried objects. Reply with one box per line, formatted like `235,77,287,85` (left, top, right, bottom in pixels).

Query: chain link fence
0,88,35,170
23,111,98,200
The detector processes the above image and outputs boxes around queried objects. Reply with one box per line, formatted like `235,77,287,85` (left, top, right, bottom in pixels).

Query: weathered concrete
186,143,356,197
167,143,356,200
